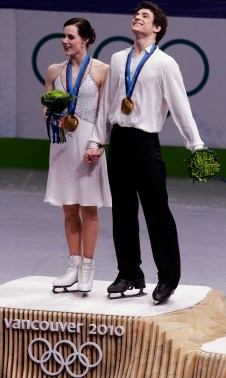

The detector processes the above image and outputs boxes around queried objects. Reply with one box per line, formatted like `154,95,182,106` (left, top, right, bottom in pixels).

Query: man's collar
145,44,158,53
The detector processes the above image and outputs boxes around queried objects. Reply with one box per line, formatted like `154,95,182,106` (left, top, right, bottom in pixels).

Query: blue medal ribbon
125,44,157,99
66,54,90,115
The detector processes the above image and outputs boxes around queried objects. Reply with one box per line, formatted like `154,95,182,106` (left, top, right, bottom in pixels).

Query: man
84,1,205,304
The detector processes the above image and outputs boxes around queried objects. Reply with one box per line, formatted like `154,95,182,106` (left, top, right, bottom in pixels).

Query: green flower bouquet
41,90,74,144
186,148,220,182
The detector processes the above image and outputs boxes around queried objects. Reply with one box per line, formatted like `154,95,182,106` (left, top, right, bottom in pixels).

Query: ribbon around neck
125,44,157,99
66,54,91,115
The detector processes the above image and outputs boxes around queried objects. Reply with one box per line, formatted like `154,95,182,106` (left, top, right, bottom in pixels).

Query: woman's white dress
44,61,112,208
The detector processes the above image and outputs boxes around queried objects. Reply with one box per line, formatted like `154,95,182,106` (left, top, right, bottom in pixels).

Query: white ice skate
77,258,95,292
52,255,81,293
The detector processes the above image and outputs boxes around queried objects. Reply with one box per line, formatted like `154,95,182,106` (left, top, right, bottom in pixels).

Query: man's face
131,8,159,38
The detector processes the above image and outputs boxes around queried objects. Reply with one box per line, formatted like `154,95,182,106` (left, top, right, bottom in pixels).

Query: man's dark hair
134,1,168,44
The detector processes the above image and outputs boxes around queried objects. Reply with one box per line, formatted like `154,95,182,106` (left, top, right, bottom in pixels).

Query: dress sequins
54,62,99,124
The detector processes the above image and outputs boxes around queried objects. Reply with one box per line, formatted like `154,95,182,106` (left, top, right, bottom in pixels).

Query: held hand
50,117,63,128
58,118,64,128
44,109,63,127
195,146,208,152
83,147,104,164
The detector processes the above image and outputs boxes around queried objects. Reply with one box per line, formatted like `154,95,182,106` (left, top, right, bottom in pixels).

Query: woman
44,18,111,293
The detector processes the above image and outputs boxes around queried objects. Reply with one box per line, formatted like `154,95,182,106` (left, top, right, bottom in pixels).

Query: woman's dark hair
63,18,96,47
134,1,168,44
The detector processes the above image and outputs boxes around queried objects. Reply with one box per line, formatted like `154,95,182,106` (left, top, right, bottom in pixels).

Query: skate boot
107,275,147,299
77,257,95,292
152,282,175,305
52,255,81,293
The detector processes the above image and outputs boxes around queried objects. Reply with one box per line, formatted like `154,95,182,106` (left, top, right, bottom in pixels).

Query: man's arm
161,57,205,151
84,55,118,163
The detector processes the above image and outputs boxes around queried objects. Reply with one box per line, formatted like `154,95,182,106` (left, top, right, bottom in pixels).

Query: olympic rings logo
28,338,102,377
32,35,209,97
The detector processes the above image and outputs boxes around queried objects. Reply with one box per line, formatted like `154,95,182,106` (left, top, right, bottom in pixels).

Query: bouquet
186,148,220,183
41,90,76,144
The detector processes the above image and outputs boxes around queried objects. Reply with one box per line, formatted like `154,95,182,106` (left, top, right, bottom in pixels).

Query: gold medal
121,98,134,115
63,114,79,132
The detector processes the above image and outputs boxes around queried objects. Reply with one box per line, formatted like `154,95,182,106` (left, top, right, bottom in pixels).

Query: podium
0,276,226,377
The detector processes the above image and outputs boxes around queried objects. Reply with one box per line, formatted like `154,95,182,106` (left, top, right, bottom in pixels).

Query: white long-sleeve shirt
89,45,204,151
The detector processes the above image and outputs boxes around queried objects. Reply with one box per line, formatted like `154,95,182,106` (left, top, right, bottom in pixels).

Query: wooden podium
0,276,226,377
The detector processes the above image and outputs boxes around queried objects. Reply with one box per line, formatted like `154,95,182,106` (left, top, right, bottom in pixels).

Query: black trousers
107,125,181,289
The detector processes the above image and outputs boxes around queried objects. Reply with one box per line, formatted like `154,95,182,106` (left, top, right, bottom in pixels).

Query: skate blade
153,299,168,306
52,287,80,294
52,287,89,298
108,289,147,300
81,292,89,298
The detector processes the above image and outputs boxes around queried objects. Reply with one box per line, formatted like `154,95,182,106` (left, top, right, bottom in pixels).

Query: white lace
79,263,93,284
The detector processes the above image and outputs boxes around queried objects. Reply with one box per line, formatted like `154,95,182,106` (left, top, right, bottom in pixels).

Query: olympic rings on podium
28,338,102,377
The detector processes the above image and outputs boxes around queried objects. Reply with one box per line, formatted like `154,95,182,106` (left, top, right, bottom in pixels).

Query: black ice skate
152,282,175,305
107,277,147,299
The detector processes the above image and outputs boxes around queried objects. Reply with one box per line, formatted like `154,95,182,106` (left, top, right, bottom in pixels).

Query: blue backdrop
0,0,225,19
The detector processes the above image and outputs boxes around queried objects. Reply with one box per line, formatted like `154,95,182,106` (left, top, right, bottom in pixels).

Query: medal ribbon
45,110,66,144
125,44,157,98
66,54,90,114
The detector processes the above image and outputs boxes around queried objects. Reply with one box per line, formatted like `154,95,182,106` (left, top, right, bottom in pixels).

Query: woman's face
62,24,86,57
